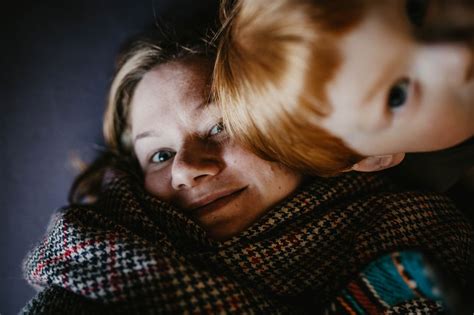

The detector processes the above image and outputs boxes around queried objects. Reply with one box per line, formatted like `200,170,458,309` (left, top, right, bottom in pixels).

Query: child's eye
150,150,176,164
209,121,225,136
387,78,411,109
405,0,429,27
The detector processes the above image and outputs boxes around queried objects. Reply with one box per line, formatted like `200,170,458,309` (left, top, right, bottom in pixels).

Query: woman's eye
387,78,411,109
209,121,225,136
405,0,429,27
150,150,176,164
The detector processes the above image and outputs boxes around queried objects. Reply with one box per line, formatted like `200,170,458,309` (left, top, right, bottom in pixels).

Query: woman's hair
69,28,215,204
213,0,366,176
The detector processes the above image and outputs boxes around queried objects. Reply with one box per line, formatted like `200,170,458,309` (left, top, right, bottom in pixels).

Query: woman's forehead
134,59,210,107
130,60,218,137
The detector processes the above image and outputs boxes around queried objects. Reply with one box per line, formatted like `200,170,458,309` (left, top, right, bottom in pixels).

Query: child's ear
350,153,405,172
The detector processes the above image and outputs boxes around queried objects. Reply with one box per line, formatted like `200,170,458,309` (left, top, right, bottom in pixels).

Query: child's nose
171,140,222,190
415,43,472,85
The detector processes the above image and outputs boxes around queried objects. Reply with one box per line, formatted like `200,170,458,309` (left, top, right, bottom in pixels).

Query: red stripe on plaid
34,235,49,282
62,224,70,289
31,233,161,301
347,281,381,315
32,238,95,278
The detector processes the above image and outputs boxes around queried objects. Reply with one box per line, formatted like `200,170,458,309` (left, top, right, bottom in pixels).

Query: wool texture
22,171,473,314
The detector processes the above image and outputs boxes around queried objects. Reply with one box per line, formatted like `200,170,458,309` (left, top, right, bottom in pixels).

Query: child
213,0,474,186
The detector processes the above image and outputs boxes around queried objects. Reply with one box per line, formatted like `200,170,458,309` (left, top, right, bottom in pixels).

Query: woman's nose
171,140,222,190
415,43,472,85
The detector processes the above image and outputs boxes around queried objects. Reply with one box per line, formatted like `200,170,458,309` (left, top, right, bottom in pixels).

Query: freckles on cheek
225,144,265,167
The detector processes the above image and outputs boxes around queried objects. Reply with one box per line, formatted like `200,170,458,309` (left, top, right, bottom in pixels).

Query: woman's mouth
190,187,247,218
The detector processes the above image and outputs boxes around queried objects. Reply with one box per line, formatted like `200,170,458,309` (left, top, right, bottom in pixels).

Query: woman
21,29,472,314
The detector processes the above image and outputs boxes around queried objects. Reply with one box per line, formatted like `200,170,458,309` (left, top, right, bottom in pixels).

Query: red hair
214,0,366,176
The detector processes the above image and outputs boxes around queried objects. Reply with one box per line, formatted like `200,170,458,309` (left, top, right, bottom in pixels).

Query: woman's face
130,58,302,240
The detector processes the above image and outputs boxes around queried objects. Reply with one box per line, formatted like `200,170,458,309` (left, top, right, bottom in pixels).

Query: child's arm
323,251,457,314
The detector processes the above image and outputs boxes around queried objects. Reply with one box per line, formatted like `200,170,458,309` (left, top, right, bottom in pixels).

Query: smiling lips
187,187,248,217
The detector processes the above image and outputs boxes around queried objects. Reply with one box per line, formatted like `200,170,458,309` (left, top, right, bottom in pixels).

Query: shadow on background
0,1,218,313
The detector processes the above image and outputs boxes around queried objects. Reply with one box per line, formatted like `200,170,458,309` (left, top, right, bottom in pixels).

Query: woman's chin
196,213,253,242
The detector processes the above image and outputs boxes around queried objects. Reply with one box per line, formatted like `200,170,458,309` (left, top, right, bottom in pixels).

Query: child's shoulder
387,137,474,192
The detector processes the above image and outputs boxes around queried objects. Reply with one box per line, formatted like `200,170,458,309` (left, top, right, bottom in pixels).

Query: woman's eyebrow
196,99,214,111
134,130,160,143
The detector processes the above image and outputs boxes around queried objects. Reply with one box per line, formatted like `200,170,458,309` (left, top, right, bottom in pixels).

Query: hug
21,1,473,314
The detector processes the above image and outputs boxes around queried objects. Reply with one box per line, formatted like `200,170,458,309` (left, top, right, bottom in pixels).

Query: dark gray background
0,1,218,313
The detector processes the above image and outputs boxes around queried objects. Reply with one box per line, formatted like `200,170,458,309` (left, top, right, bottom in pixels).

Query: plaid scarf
23,172,472,313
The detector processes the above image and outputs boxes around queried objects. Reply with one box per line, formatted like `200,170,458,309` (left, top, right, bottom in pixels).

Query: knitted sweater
21,172,473,314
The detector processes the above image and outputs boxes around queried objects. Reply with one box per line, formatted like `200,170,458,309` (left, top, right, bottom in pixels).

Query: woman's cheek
144,171,171,200
222,142,260,167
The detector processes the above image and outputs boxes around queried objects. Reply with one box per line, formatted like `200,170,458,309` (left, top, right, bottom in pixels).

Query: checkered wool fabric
22,172,472,314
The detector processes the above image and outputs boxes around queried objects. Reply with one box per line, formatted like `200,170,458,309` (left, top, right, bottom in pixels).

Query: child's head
214,0,474,176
